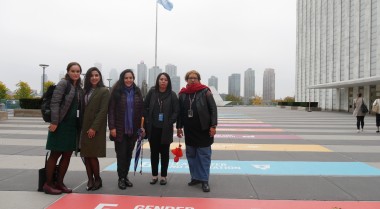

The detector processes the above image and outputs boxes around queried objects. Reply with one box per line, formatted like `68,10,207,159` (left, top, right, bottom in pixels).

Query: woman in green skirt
43,62,84,195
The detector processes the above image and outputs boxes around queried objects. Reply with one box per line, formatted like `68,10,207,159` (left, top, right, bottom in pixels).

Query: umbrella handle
141,117,144,128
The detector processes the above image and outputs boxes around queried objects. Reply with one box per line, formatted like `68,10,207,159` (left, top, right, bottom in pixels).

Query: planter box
14,109,41,117
0,111,7,120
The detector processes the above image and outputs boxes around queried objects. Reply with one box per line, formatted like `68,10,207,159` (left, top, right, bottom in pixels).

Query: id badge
188,109,193,118
158,113,164,121
77,110,80,118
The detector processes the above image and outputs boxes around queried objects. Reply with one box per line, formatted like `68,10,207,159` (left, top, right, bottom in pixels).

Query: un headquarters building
296,0,380,111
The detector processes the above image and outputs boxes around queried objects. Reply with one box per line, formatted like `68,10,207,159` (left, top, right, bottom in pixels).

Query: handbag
361,99,369,114
372,101,379,113
37,152,59,192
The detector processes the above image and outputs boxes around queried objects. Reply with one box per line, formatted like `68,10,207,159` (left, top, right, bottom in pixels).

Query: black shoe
188,179,201,186
377,130,379,133
150,178,158,185
86,180,94,191
118,178,126,190
160,178,167,185
202,182,210,192
125,178,133,187
92,178,102,191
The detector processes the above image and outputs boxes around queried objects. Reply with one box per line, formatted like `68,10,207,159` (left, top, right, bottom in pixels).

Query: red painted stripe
47,194,380,209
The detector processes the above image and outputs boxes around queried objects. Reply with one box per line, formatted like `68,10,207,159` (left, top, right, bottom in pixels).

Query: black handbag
37,152,59,192
361,99,369,113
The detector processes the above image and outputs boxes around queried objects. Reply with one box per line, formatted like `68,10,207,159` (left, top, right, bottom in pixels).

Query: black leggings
376,114,380,127
149,126,170,177
356,116,365,129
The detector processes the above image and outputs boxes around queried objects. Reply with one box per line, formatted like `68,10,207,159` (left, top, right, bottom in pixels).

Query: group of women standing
42,63,218,195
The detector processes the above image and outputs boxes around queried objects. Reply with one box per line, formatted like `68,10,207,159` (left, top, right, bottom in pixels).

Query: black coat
144,88,179,144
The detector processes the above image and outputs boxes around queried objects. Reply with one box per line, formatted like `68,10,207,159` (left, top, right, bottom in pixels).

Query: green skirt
46,101,78,152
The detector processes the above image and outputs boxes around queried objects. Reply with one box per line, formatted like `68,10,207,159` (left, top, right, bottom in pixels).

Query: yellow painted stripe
217,128,283,132
142,143,332,152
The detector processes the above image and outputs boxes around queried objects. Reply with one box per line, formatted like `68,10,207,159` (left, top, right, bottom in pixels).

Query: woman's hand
87,128,96,139
110,129,116,138
177,129,183,138
140,128,146,138
49,124,57,132
209,127,216,137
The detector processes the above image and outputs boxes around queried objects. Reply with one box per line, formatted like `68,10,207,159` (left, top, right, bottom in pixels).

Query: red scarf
179,83,209,94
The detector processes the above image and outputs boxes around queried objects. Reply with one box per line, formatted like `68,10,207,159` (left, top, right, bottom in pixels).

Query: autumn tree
14,81,33,99
251,95,263,105
43,81,55,93
225,94,243,105
0,81,9,100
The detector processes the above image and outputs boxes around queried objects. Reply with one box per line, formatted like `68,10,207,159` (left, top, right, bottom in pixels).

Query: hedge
19,98,42,109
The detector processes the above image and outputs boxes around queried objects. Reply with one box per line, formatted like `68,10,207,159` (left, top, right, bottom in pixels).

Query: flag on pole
157,0,173,11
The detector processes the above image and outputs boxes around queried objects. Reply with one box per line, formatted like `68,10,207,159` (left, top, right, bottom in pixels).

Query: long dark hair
111,69,140,101
155,72,172,92
84,67,105,94
64,62,82,87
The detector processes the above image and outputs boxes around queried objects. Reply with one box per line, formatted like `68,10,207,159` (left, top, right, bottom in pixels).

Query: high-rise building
263,68,275,103
208,76,218,91
137,61,147,88
171,75,181,94
165,64,177,77
244,68,255,99
228,73,240,97
296,1,380,111
148,66,162,88
109,68,119,87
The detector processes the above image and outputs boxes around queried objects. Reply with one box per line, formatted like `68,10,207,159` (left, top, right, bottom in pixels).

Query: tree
43,81,55,93
0,81,9,100
225,94,243,105
251,95,263,105
14,81,33,99
282,96,295,102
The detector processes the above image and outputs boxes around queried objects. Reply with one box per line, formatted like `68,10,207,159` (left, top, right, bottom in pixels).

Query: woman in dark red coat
108,69,145,190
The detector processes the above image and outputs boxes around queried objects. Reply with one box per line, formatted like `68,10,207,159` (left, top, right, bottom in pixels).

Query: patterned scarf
124,86,134,136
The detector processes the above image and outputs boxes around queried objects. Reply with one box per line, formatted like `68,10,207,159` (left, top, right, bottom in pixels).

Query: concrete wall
14,109,41,117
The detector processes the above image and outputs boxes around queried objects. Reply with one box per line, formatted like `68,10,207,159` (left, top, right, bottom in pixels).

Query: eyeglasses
188,77,198,80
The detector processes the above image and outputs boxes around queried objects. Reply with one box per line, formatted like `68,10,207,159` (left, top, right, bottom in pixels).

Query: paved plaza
1,106,380,208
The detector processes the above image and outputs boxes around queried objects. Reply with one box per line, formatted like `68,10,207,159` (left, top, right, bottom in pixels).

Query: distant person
144,73,179,185
176,70,217,192
353,93,366,133
80,67,110,191
108,69,145,190
373,97,380,133
44,62,84,195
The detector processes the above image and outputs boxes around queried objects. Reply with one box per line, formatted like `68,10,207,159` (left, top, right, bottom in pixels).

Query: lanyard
188,92,197,109
157,96,163,112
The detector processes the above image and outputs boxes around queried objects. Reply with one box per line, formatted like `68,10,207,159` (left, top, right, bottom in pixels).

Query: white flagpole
155,2,158,67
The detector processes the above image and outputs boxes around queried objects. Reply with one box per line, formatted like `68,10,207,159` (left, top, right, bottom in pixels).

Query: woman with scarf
108,69,145,190
144,72,179,185
176,70,217,192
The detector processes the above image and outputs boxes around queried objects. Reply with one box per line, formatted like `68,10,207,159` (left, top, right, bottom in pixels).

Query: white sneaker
361,129,364,132
357,130,360,133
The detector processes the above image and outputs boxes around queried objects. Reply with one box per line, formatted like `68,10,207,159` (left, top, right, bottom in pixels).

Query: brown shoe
43,183,62,195
55,183,72,193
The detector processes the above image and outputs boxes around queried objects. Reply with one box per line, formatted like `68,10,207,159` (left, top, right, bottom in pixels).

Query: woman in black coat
144,72,179,185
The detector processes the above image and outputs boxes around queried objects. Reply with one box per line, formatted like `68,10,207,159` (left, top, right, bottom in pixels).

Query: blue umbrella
134,117,145,175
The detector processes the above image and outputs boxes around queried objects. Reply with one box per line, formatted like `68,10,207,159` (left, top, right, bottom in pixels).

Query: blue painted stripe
104,159,380,176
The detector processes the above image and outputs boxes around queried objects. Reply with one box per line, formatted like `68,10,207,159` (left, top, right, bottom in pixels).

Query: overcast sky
0,0,296,98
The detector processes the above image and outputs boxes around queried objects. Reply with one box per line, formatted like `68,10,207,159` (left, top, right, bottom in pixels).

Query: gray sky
0,0,296,98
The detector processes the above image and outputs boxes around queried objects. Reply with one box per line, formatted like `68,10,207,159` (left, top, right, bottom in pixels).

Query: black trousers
356,116,365,129
114,134,136,179
376,114,380,127
149,126,170,177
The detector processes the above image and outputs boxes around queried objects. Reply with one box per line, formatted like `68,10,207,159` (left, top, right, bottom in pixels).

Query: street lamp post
107,79,112,90
39,64,49,95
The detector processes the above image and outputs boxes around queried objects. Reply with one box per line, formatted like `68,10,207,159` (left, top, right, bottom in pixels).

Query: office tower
296,1,380,111
244,68,255,99
165,64,177,77
109,68,119,87
171,75,181,94
263,68,275,103
208,76,218,91
228,73,241,97
148,66,162,88
137,61,147,88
